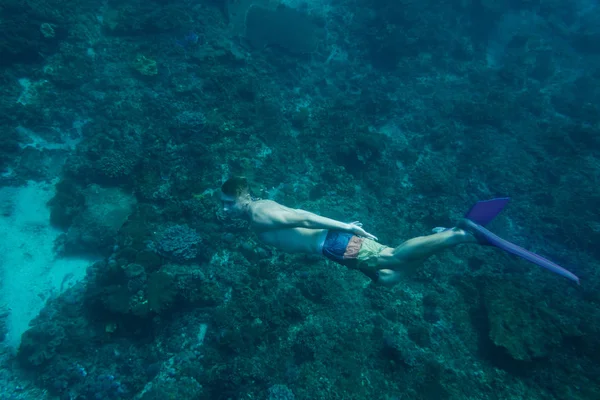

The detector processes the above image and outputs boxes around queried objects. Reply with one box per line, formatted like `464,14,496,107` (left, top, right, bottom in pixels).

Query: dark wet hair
221,176,250,197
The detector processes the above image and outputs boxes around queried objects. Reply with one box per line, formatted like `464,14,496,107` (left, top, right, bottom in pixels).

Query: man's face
220,192,244,216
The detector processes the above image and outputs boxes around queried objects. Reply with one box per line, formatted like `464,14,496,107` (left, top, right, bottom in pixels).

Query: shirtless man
220,177,477,286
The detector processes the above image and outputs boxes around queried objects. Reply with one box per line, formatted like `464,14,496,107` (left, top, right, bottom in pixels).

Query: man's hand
348,221,378,241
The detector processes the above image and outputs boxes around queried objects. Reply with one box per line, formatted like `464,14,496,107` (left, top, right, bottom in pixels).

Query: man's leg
389,228,476,264
375,228,477,286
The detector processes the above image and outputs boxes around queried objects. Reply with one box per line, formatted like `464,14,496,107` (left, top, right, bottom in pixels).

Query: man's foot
456,218,492,246
432,226,478,244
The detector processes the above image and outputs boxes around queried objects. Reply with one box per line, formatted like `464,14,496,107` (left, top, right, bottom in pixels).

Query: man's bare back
249,200,338,254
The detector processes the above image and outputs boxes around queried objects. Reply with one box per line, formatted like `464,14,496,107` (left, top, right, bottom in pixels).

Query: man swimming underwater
220,177,581,286
220,177,482,286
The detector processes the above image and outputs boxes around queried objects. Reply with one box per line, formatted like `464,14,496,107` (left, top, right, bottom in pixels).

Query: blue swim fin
464,197,510,226
461,197,580,284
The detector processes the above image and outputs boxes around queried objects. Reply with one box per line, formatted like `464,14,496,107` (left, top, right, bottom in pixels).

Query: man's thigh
376,247,420,273
376,247,399,268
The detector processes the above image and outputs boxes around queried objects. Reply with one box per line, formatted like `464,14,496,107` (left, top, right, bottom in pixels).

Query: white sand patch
0,180,93,349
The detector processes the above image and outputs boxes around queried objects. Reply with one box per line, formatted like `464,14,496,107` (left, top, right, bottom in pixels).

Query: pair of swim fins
461,198,580,285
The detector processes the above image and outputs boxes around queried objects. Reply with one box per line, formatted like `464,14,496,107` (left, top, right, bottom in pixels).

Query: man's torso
256,227,328,254
246,200,388,281
248,200,328,254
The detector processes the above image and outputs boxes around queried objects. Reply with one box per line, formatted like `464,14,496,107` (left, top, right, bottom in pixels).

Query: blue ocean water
0,0,599,399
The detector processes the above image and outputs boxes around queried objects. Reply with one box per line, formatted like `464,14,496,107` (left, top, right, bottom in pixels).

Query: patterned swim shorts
322,230,389,271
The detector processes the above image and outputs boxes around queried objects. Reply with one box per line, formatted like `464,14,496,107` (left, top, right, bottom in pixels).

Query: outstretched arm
251,201,377,240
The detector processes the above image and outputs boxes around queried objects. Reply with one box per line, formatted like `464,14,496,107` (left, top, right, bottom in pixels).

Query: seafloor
0,0,599,399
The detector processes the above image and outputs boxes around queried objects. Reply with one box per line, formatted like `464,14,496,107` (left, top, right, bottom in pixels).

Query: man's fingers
361,230,377,241
350,222,377,240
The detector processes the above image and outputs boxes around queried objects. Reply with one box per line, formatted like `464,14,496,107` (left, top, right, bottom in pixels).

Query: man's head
220,176,251,215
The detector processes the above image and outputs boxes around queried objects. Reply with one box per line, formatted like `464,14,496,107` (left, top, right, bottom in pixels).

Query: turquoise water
0,0,599,399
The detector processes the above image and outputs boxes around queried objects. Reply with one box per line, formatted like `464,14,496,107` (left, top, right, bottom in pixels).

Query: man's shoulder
252,199,285,210
254,199,277,205
249,200,277,222
249,200,293,228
